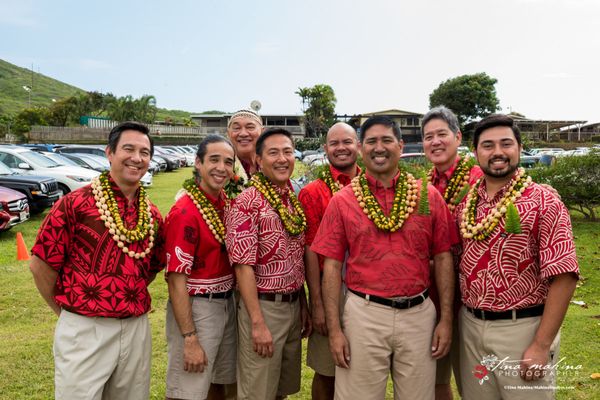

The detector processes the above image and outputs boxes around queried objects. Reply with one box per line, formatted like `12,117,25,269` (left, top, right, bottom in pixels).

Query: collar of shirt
240,158,258,177
365,169,401,190
107,174,141,210
477,172,518,204
330,164,361,186
200,186,226,210
431,156,461,187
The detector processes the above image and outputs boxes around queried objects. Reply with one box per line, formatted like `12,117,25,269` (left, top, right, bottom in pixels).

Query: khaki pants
54,310,151,400
166,297,237,400
237,298,302,399
459,307,560,400
335,292,436,400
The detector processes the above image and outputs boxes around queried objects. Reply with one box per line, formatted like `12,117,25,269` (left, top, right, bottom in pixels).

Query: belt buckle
390,297,408,308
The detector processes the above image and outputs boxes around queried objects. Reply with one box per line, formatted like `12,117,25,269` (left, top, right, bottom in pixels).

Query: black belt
192,290,233,299
349,288,428,309
466,304,545,321
258,291,300,302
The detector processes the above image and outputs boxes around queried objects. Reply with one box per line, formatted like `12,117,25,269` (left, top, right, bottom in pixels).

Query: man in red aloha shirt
298,122,360,400
455,114,579,400
422,106,483,400
226,128,311,400
163,135,237,400
29,121,165,400
312,116,456,400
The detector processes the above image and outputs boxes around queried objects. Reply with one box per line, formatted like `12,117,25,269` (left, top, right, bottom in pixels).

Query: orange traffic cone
16,232,30,261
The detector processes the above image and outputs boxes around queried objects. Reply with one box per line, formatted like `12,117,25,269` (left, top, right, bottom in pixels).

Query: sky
1,0,599,122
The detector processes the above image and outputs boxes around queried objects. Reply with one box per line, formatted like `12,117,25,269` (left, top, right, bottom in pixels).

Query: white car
0,146,99,194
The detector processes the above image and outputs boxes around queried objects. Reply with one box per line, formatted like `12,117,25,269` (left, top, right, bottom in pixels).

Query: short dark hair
107,121,154,157
196,134,235,163
473,114,521,148
421,106,460,135
255,128,294,156
359,116,401,143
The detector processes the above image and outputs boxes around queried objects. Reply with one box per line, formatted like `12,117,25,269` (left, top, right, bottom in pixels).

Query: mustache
489,156,510,163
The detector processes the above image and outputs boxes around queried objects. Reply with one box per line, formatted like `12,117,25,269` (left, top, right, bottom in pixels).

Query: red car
0,186,30,231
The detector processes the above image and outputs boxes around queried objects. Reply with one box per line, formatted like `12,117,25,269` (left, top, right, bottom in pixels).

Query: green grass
0,167,598,399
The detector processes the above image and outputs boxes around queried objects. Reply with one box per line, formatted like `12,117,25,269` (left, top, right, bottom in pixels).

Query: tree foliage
529,151,600,221
429,73,500,127
296,84,337,137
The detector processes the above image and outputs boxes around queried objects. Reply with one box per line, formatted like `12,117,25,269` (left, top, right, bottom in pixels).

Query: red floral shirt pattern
225,186,305,293
31,182,165,318
455,181,579,311
311,172,454,298
164,190,234,295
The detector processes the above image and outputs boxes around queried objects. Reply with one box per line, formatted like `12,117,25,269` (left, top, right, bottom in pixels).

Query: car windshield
20,151,60,168
0,161,15,175
44,153,79,166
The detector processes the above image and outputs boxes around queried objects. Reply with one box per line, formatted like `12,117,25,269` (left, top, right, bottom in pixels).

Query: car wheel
58,183,70,195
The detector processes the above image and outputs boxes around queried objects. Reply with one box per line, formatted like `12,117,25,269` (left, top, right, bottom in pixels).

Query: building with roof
190,113,305,137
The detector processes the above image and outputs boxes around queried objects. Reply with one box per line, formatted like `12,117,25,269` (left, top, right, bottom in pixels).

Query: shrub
529,151,600,221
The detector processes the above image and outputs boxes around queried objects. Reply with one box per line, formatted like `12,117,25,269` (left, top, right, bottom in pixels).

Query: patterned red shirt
298,165,360,270
225,186,305,293
455,180,579,311
311,171,454,298
164,189,234,295
32,180,165,318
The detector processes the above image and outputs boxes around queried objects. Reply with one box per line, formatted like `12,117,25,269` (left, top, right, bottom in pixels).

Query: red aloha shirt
164,189,234,295
311,171,454,298
298,165,360,270
225,185,305,293
31,179,165,318
429,158,482,312
455,180,579,311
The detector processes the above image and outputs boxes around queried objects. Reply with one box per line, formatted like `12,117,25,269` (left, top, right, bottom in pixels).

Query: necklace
460,168,531,240
249,172,307,235
428,155,473,212
320,167,343,194
351,170,418,232
91,172,155,259
182,178,228,244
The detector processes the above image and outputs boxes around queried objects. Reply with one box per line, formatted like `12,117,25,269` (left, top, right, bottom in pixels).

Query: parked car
0,161,61,214
0,186,30,231
160,147,194,166
402,143,423,154
61,153,110,172
0,145,99,194
152,152,180,171
400,152,428,165
155,147,186,168
520,151,539,168
55,145,107,157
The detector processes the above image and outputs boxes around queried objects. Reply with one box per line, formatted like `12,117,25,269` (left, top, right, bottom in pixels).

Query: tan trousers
237,298,302,400
54,310,151,400
334,292,436,400
459,307,560,400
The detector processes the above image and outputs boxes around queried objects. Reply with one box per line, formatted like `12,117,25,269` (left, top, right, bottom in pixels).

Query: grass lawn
0,166,598,399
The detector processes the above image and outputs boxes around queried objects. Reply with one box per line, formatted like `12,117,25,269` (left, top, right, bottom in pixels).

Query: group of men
30,106,578,400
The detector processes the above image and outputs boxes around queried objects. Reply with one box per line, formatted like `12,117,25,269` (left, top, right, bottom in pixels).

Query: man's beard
480,156,519,179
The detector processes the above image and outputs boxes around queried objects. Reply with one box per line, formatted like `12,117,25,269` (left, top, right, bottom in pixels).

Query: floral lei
460,168,531,240
319,166,343,195
428,155,474,212
224,173,246,199
91,171,155,259
351,169,419,232
249,172,307,236
182,178,228,244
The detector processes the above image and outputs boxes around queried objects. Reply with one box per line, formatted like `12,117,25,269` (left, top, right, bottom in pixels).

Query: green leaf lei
351,169,419,232
182,178,227,244
249,172,307,236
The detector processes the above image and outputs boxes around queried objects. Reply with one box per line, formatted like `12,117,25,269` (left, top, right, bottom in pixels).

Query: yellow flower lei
182,178,228,244
91,171,155,259
460,168,532,240
428,155,473,212
249,172,307,236
351,170,419,232
319,166,343,195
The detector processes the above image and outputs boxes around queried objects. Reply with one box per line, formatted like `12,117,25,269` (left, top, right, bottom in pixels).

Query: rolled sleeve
163,205,196,275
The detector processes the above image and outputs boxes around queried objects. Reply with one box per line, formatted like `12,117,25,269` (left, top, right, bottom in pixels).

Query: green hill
0,59,200,121
0,59,85,115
